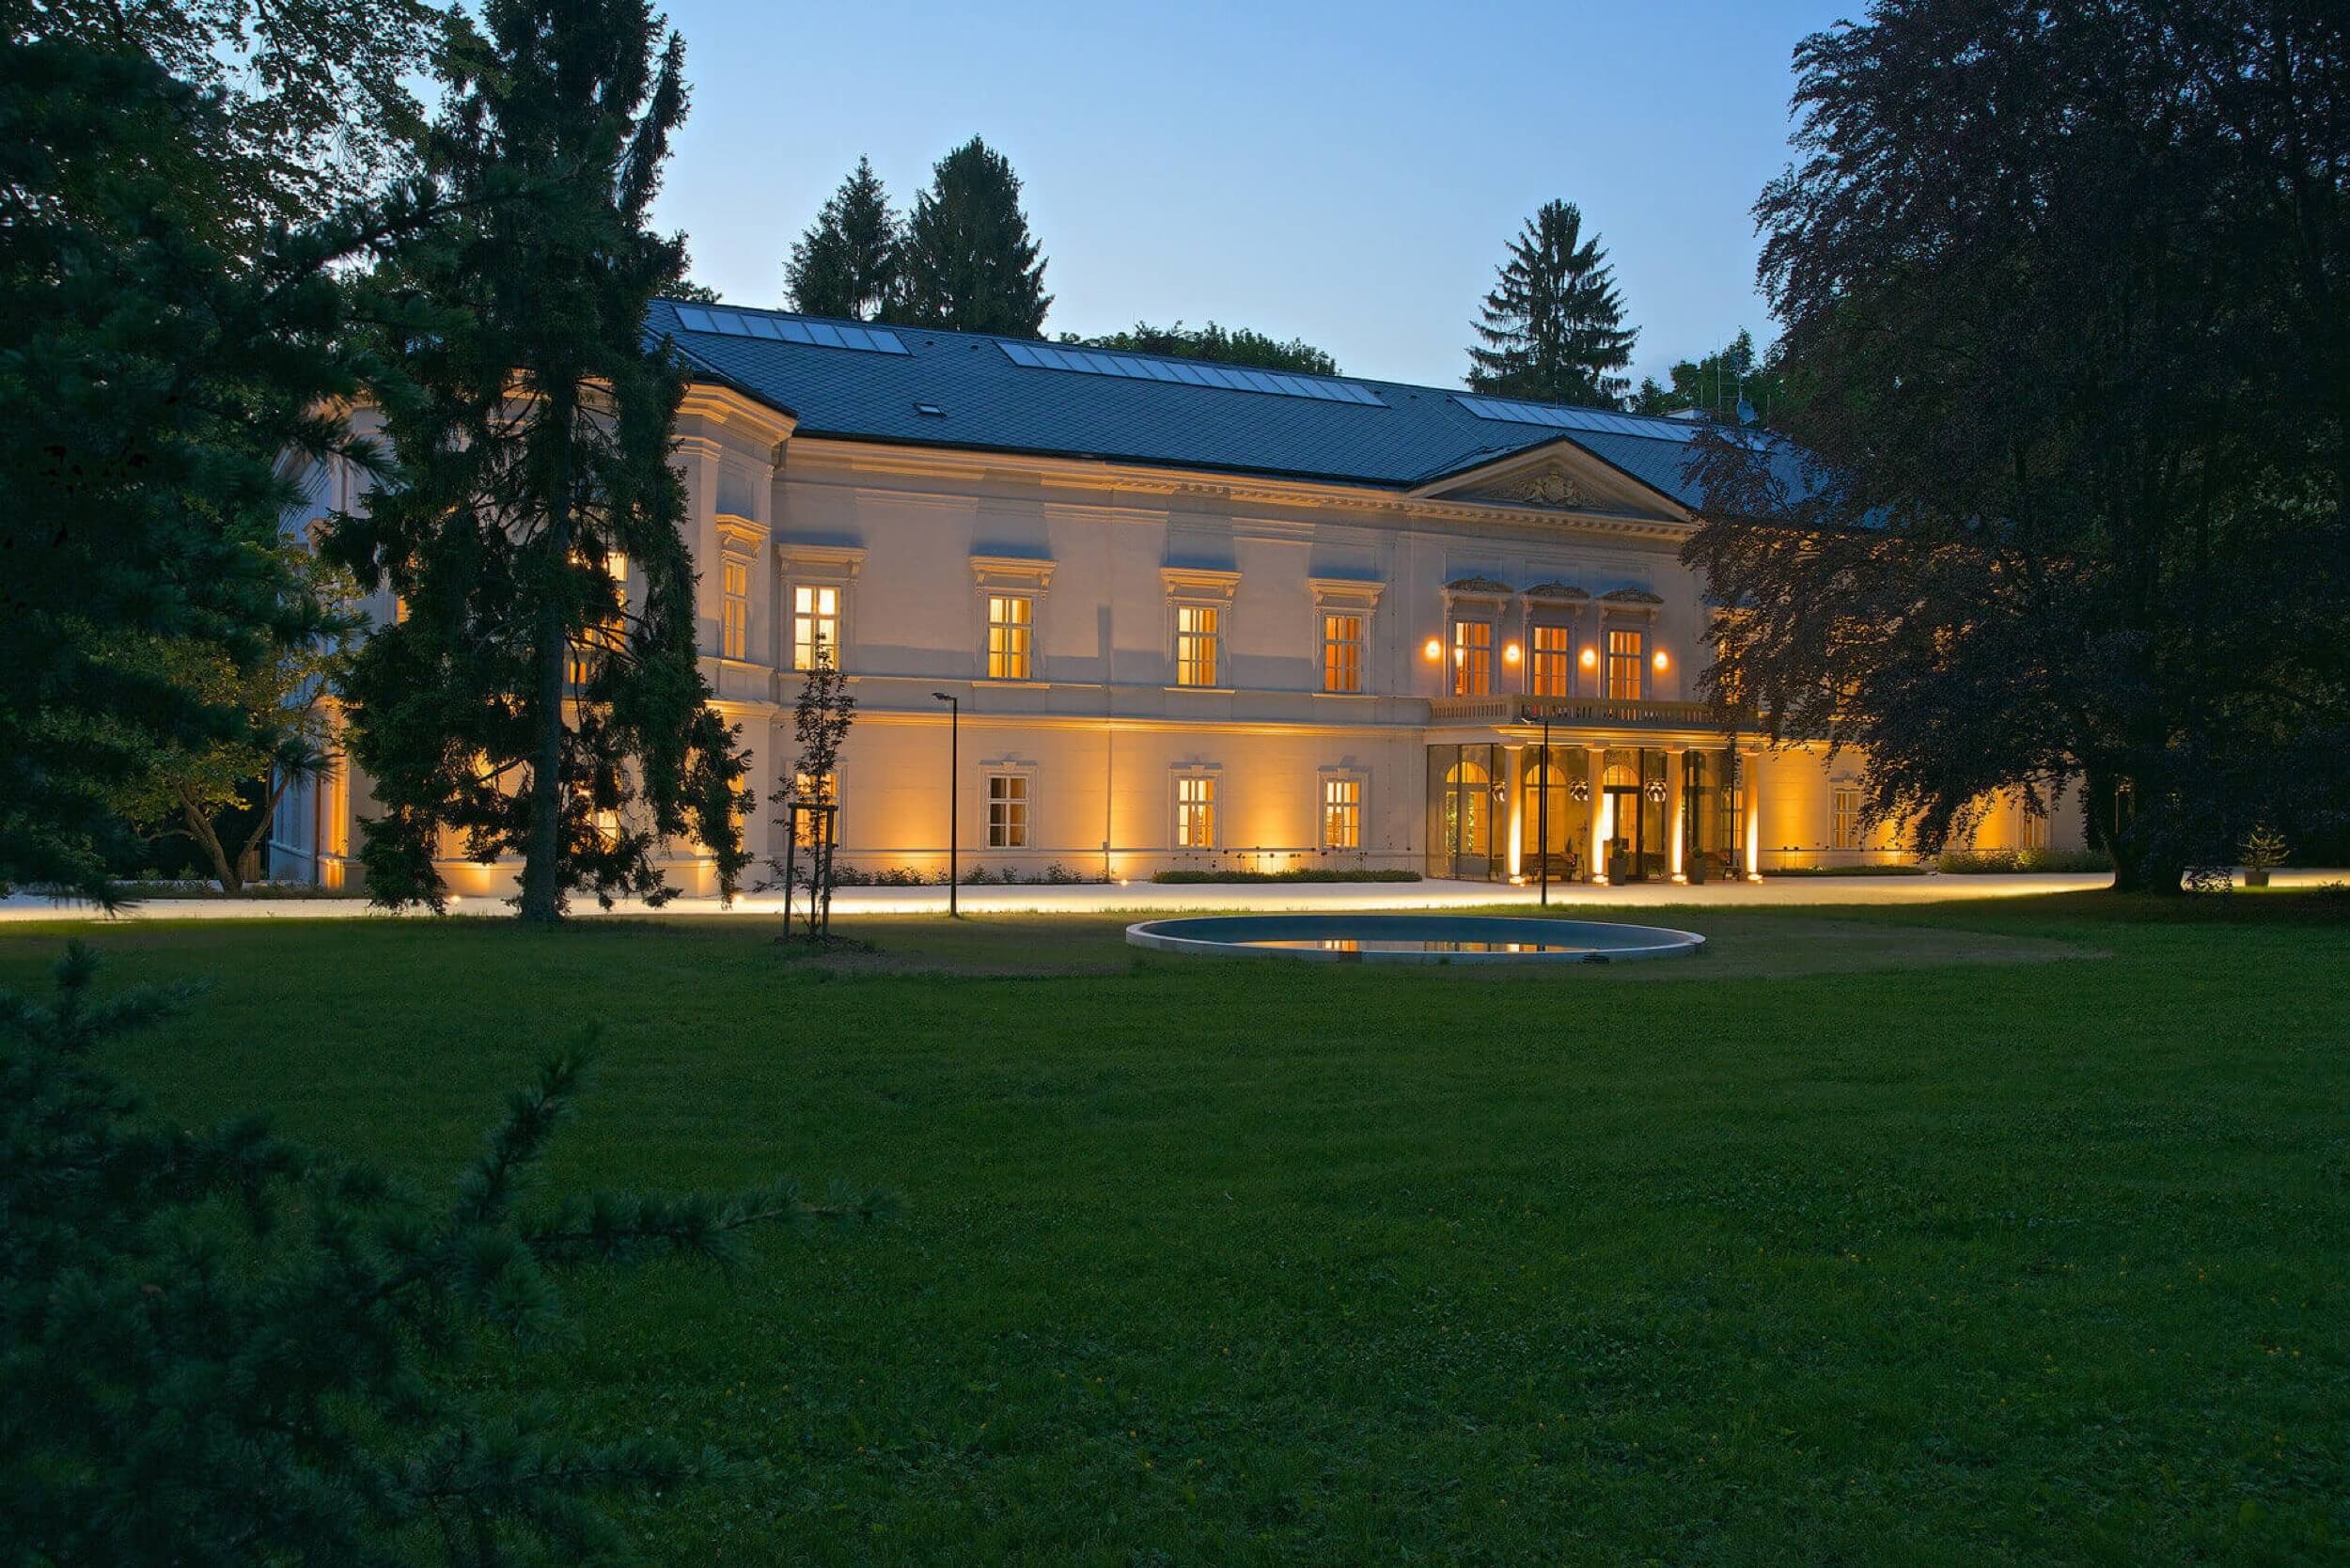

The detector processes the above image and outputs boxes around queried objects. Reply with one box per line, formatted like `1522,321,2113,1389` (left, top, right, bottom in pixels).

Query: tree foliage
1633,328,1794,422
786,154,901,320
1465,198,1637,408
1683,0,2350,892
0,26,435,903
0,942,887,1567
1065,320,1340,377
892,135,1051,337
328,0,751,920
105,550,359,894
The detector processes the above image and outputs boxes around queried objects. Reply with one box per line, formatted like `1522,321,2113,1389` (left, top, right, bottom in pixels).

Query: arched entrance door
1443,755,1493,880
1601,758,1645,884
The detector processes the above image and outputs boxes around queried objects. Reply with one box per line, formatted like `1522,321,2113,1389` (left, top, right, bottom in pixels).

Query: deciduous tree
1068,320,1339,377
1683,0,2350,893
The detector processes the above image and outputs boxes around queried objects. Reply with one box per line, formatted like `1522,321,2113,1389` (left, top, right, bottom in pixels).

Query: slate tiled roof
648,298,1806,510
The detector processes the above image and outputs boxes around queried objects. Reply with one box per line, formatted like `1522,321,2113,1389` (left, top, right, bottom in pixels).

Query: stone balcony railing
1426,694,1739,730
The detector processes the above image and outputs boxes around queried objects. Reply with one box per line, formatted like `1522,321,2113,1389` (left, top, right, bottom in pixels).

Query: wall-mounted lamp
1503,641,1522,666
1579,646,1598,668
1653,649,1669,671
1423,637,1443,661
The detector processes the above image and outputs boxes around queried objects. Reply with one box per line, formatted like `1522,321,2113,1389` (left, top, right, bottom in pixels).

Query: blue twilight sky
650,0,1854,391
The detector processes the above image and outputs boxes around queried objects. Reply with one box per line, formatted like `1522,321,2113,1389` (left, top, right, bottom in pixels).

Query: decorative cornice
713,512,767,557
1521,581,1590,602
1445,575,1515,597
1160,565,1242,600
776,541,865,577
1600,586,1664,604
971,554,1057,593
1307,575,1386,608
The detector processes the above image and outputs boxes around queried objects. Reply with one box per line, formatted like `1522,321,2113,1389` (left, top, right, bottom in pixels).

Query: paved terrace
3,870,2341,921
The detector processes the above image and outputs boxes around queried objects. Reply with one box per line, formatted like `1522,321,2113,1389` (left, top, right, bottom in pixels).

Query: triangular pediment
1412,436,1687,521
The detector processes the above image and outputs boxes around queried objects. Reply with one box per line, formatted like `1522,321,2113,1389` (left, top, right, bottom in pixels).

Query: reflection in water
1241,938,1592,954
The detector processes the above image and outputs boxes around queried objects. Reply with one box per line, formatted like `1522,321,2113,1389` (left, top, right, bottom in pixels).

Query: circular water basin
1124,913,1705,964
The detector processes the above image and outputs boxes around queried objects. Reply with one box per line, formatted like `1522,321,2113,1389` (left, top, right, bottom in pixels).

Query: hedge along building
270,300,2086,895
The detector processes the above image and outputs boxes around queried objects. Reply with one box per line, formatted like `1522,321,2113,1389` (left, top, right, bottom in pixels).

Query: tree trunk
182,797,242,896
519,388,575,924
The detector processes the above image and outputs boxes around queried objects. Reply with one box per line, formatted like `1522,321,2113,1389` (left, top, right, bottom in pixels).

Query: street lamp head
932,691,955,703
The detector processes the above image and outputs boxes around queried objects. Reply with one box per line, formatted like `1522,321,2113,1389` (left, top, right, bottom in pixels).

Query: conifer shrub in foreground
0,943,887,1567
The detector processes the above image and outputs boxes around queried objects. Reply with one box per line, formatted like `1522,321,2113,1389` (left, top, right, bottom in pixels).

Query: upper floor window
793,584,839,670
987,772,1030,848
1176,604,1221,688
1606,628,1644,700
1322,776,1362,851
1530,624,1573,697
1174,774,1216,847
1450,619,1493,696
569,551,629,686
1322,612,1364,693
987,593,1033,681
720,559,748,661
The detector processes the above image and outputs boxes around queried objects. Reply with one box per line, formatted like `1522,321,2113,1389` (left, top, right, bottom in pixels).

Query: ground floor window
791,769,838,849
1174,774,1216,848
1322,776,1362,851
1830,786,1861,849
987,773,1029,848
2018,793,2048,850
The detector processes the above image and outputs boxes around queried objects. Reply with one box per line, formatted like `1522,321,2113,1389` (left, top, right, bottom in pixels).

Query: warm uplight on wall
1503,641,1522,665
1423,637,1443,661
1653,649,1670,671
1579,646,1598,668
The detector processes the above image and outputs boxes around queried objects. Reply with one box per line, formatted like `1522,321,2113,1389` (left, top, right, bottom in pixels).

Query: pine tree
330,0,751,920
1465,199,1637,408
892,136,1051,337
786,155,901,320
1,942,887,1566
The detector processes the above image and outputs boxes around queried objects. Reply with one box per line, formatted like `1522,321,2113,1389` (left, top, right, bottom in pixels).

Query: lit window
792,584,839,670
721,559,748,660
1830,786,1860,849
1322,777,1362,851
1322,612,1364,693
570,551,629,686
1530,624,1573,696
987,594,1033,681
790,769,838,849
1606,628,1644,700
1174,775,1216,848
2019,797,2048,850
987,773,1028,848
1450,619,1493,696
1176,604,1220,688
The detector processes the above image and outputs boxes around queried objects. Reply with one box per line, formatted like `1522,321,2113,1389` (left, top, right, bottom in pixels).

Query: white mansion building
271,300,2083,895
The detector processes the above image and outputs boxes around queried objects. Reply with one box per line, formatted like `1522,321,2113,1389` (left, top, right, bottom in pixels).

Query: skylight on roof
1453,393,1703,443
999,340,1386,407
670,305,909,356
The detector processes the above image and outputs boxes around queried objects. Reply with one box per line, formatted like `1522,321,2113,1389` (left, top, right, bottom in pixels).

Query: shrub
1935,848,2114,873
1151,868,1422,885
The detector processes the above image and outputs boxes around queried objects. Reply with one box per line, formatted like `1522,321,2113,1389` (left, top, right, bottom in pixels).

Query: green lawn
4,895,2344,1564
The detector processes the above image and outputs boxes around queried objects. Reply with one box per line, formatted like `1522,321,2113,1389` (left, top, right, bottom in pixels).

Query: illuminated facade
270,304,2086,894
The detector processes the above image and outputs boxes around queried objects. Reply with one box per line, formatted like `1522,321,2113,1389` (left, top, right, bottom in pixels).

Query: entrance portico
1424,695,1753,886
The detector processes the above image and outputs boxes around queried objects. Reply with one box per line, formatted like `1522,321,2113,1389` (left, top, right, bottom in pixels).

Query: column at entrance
1741,745,1764,881
1667,749,1686,883
1503,743,1526,880
1587,745,1609,886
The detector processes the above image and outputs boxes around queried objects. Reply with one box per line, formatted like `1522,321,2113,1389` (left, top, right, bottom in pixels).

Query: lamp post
932,691,959,916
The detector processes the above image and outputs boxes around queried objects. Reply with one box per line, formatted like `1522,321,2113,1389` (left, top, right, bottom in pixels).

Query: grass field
3,895,2344,1564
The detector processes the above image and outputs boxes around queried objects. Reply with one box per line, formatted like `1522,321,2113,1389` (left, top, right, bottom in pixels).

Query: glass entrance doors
1426,744,1499,880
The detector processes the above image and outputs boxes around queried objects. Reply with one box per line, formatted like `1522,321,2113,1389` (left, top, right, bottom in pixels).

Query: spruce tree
892,136,1051,337
785,154,900,320
1465,199,1637,408
330,0,751,920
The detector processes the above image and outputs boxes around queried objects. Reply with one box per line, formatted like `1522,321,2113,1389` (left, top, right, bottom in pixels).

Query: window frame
985,769,1032,850
1171,769,1219,850
1606,626,1646,701
720,558,749,661
1319,772,1365,853
1528,621,1575,697
985,592,1035,682
1175,602,1223,689
791,582,842,671
1830,785,1861,850
1450,617,1495,697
